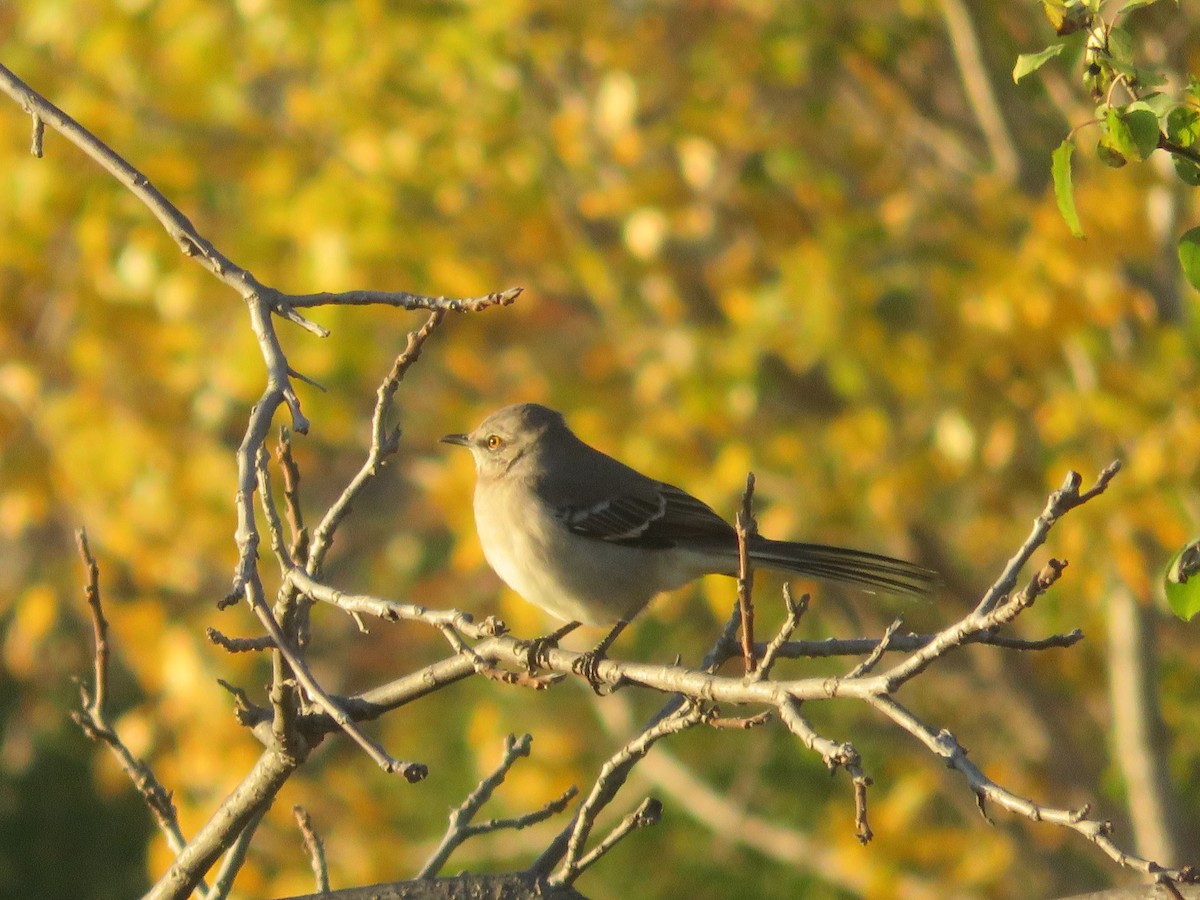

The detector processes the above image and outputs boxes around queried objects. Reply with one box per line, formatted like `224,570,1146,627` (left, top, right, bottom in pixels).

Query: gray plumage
442,402,936,628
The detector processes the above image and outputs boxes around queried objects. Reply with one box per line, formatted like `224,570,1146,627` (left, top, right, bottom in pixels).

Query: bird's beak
440,433,470,447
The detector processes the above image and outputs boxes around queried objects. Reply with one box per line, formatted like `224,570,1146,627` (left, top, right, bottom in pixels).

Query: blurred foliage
1015,0,1200,280
1,1,1199,898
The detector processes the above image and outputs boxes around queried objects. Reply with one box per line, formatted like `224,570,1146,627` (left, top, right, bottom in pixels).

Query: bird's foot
571,620,629,695
516,635,559,671
571,648,609,694
515,621,582,672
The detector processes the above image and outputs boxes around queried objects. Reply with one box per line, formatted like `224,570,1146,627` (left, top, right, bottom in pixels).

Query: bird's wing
557,482,736,549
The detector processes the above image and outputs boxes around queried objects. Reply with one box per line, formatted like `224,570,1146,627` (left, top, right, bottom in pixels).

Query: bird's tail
747,537,937,597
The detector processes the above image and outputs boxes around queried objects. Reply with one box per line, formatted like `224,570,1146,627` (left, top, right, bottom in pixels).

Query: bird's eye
485,434,504,450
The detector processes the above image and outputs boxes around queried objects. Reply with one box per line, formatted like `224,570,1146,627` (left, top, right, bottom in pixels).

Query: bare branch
843,617,904,680
779,699,873,843
208,806,266,900
275,427,309,563
70,530,205,892
286,568,502,640
549,701,707,887
753,586,809,681
976,461,1119,616
0,64,521,326
75,529,108,717
419,734,576,879
734,472,758,674
242,574,428,780
307,310,448,575
206,628,274,654
570,797,662,875
590,692,941,896
753,627,1084,660
284,286,522,312
255,444,295,574
145,747,301,900
293,806,330,895
866,693,1196,883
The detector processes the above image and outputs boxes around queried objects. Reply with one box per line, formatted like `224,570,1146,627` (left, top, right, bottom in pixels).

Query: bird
441,402,936,688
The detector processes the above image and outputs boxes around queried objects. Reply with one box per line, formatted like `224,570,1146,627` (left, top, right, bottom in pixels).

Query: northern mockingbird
442,402,936,686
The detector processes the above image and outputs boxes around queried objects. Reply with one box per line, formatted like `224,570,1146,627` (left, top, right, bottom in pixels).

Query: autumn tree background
1,2,1199,898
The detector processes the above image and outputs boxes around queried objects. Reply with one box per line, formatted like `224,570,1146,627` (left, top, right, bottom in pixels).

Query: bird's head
441,402,565,480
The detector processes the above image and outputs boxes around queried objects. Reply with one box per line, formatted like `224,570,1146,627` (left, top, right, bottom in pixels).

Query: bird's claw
572,649,611,695
515,635,559,671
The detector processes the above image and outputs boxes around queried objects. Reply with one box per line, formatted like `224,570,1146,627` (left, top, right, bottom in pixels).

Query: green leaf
1106,26,1135,65
1104,107,1135,157
1106,58,1168,88
1166,106,1200,147
1120,0,1164,12
1125,104,1162,159
1165,542,1200,620
1138,92,1174,118
1042,0,1093,35
1173,157,1200,186
1106,105,1160,160
1178,227,1200,290
1096,139,1127,167
1052,139,1085,238
1014,44,1066,83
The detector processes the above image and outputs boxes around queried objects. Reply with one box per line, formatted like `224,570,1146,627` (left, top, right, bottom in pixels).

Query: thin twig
866,693,1196,882
206,628,274,653
570,798,663,873
285,286,521,311
208,806,266,900
751,627,1084,660
307,310,447,575
215,679,267,729
276,427,309,562
779,699,873,843
243,574,428,781
286,568,502,640
293,806,330,894
735,472,758,675
843,617,904,680
255,444,295,573
76,529,108,717
753,586,809,682
70,530,207,893
418,734,577,879
549,701,707,886
975,462,1119,616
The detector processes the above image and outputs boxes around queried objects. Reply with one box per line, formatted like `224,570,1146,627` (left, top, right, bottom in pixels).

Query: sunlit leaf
1042,0,1093,34
1164,541,1200,620
1166,106,1200,146
1106,105,1160,161
1052,139,1085,238
1013,44,1066,83
1178,226,1200,290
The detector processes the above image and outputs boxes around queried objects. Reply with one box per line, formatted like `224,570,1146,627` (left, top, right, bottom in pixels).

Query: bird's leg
516,621,581,671
572,620,629,694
